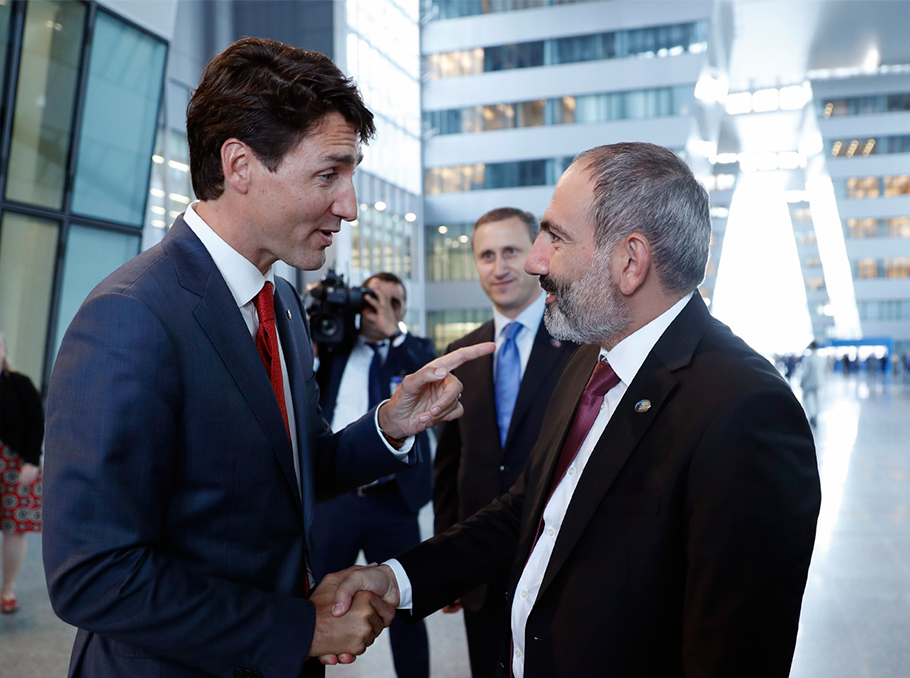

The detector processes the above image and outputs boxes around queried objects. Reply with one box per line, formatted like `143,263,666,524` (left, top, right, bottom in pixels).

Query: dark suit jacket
316,333,437,514
399,295,821,677
42,217,414,678
433,317,577,610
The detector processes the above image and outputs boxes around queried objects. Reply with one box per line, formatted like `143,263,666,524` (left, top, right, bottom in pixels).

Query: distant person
330,142,821,678
800,341,825,427
432,207,577,678
311,272,436,678
0,329,45,614
42,37,491,678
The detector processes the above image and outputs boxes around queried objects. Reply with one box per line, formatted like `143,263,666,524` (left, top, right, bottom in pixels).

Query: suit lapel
458,321,498,448
531,296,711,599
505,320,569,448
164,219,302,510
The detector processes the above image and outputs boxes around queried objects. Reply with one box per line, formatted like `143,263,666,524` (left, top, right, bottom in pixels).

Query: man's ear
615,232,651,296
221,138,252,195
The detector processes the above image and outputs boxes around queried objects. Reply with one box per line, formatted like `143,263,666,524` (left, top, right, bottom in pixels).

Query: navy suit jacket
401,295,821,677
43,217,413,678
432,317,577,610
316,333,436,514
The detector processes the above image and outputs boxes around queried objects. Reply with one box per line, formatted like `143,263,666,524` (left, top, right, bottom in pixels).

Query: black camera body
306,270,375,350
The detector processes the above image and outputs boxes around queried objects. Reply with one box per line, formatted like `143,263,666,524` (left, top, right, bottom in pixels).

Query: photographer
311,272,435,678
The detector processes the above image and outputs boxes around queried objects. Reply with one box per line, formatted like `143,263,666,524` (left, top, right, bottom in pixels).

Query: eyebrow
540,219,569,239
323,152,363,167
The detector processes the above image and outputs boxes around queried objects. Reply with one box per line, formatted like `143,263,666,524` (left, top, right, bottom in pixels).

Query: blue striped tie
495,322,522,447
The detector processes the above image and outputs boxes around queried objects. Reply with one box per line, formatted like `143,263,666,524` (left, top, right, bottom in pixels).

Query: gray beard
542,250,632,346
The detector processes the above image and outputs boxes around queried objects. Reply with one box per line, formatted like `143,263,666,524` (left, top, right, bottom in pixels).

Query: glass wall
52,224,139,362
853,258,910,279
425,222,477,282
819,92,910,118
845,216,910,238
0,213,59,383
424,86,694,135
857,300,910,321
0,1,167,389
835,175,910,199
425,156,573,194
827,135,910,157
425,20,708,79
5,0,86,209
426,308,493,354
71,10,166,226
426,0,607,23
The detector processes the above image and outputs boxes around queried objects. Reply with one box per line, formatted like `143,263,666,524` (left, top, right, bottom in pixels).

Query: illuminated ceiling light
690,139,717,158
151,206,165,215
863,139,876,156
831,141,843,156
458,235,469,243
374,201,387,211
714,153,739,165
169,193,190,204
779,84,810,110
845,140,859,158
438,225,448,234
738,152,759,172
360,203,368,211
710,206,730,219
863,46,880,72
800,133,824,157
725,91,752,115
757,152,779,171
824,102,834,119
149,188,165,197
694,75,728,103
152,155,165,164
404,212,417,222
168,160,189,172
778,152,805,170
751,88,780,113
785,190,810,203
151,219,166,228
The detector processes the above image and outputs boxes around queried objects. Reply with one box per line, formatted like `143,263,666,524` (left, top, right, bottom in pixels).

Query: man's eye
320,171,337,182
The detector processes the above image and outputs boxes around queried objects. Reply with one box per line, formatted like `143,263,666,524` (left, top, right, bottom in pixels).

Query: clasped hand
308,564,402,665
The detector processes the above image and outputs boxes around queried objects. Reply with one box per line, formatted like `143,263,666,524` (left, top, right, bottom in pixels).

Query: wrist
377,403,406,447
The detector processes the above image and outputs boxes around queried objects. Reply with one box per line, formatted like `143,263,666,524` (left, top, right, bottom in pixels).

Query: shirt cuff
373,400,414,459
383,558,413,609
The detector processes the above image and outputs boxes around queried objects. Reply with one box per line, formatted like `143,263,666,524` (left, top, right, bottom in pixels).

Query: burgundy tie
547,358,620,496
253,281,290,439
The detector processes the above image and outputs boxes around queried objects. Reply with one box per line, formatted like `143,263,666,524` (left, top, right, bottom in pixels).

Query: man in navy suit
331,143,820,677
311,272,435,678
432,208,576,678
42,37,491,678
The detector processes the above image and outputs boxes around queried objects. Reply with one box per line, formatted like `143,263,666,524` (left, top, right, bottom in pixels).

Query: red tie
547,358,620,497
254,281,290,439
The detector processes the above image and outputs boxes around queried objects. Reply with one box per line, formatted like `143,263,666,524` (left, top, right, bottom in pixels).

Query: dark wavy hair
187,37,376,200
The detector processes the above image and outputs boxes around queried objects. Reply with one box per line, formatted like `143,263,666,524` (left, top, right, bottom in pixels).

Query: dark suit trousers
310,490,429,678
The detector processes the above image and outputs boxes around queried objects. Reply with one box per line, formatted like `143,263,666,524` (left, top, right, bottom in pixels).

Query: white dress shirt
492,291,547,379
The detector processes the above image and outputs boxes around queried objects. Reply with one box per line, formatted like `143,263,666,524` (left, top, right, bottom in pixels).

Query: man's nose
525,235,549,276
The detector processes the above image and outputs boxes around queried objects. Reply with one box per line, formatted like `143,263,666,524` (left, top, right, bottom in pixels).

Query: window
425,223,477,282
5,0,86,209
71,10,167,226
846,218,881,238
856,258,879,278
884,257,910,278
0,212,59,383
845,177,881,199
886,217,910,238
426,309,493,353
51,224,140,363
883,175,910,197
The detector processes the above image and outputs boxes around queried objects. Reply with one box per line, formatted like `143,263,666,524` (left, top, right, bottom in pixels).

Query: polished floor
2,370,908,677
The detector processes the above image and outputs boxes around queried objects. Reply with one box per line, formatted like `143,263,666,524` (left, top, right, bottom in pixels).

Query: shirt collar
184,203,273,308
603,292,694,385
493,291,546,340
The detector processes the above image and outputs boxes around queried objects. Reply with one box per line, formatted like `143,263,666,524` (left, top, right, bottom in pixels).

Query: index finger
430,342,495,376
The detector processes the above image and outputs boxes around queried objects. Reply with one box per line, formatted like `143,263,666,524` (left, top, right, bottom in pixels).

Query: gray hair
574,143,711,294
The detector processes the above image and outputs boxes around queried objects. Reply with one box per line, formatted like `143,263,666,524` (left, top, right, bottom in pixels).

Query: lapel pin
550,338,562,348
286,309,292,319
634,399,651,413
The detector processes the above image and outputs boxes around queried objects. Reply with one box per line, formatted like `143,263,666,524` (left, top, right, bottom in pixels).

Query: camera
306,270,375,349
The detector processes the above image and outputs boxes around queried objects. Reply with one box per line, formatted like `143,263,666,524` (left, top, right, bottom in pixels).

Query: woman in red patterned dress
0,330,45,614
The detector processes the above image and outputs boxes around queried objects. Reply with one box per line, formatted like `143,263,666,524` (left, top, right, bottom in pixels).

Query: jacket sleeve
432,341,462,535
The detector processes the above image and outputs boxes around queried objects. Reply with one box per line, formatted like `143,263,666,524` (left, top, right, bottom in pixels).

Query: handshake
307,563,402,665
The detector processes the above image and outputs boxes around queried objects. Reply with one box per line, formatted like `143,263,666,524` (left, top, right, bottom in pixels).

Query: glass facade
819,92,910,118
426,308,493,354
836,175,910,199
828,134,910,157
426,21,708,79
425,86,694,135
0,1,166,389
71,10,166,226
425,222,477,282
425,0,603,22
854,258,910,279
845,217,910,238
425,156,573,194
857,300,910,321
5,1,86,209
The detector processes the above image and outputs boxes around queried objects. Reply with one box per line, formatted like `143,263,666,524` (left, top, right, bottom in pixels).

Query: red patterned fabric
0,444,42,533
254,281,290,439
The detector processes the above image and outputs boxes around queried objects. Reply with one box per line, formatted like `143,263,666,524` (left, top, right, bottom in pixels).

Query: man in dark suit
329,142,822,677
432,208,576,678
41,37,491,678
311,272,435,678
